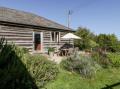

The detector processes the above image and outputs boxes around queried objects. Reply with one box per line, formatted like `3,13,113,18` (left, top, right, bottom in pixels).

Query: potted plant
48,47,55,57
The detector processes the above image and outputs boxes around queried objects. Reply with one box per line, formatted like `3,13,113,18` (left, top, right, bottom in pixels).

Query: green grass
44,68,120,89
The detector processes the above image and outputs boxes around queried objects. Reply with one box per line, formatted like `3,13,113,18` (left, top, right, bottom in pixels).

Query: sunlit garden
1,27,120,89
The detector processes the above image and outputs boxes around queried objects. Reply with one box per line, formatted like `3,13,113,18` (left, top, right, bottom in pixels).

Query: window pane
51,32,55,41
51,32,60,42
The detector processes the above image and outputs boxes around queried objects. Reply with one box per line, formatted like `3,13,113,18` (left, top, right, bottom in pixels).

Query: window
51,32,60,42
51,32,55,41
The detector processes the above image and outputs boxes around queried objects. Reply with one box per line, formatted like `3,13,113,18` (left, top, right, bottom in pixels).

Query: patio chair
74,47,79,52
67,48,74,56
54,47,61,56
56,50,61,56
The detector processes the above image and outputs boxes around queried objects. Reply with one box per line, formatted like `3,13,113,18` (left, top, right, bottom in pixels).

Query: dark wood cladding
0,7,74,52
0,25,73,53
0,25,33,51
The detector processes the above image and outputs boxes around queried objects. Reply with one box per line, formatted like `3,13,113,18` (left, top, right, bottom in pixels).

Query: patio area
41,53,66,64
42,32,82,64
42,50,90,64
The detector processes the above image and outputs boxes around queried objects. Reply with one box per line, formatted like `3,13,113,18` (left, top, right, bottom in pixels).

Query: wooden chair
74,47,79,52
56,50,61,56
67,48,74,56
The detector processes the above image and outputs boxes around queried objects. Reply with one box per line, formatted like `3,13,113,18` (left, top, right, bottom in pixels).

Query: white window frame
51,32,60,42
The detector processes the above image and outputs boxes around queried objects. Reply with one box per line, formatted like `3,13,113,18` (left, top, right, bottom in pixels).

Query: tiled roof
0,7,72,31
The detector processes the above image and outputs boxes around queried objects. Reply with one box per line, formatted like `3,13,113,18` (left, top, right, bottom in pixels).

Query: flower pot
49,51,54,57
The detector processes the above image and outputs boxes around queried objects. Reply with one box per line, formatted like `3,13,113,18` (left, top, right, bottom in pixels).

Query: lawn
44,68,120,89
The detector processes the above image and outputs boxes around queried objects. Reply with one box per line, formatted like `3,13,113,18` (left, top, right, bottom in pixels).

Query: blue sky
0,0,120,38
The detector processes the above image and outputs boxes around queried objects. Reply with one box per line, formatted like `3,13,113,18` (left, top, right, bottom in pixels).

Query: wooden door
34,33,41,50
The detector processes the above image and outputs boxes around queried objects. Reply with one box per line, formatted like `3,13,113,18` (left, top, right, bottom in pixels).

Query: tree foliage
96,34,120,52
74,27,96,50
75,27,120,52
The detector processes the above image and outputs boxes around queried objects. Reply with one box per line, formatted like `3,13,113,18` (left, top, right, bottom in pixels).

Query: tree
75,27,120,52
74,27,96,50
96,34,120,52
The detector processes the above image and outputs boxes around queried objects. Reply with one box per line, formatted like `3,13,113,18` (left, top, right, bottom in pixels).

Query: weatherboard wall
42,31,73,52
0,25,73,53
0,25,33,52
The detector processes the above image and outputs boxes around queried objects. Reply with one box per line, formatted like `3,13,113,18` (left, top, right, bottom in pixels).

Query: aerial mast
67,10,73,28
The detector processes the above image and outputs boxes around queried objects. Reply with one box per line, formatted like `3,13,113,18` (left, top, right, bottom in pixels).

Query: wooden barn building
0,7,74,53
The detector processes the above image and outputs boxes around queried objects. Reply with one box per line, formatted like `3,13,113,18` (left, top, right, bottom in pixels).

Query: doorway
34,33,41,51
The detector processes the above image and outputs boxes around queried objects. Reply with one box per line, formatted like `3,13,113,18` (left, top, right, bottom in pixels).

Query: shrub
61,53,101,78
47,47,55,55
0,38,58,89
107,52,120,67
25,54,59,88
0,38,36,89
92,51,111,68
22,47,29,53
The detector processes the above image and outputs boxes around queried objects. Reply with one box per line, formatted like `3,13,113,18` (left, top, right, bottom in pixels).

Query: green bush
0,38,58,89
25,54,59,88
0,38,36,89
92,51,111,68
107,52,120,67
47,47,55,55
61,53,101,78
22,47,29,53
